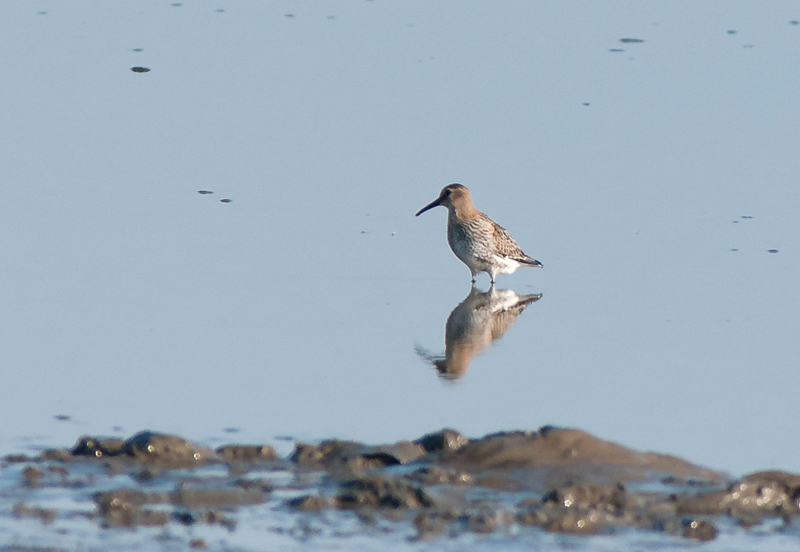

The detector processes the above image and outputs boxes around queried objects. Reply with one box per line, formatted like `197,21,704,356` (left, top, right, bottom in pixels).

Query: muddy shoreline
3,426,799,549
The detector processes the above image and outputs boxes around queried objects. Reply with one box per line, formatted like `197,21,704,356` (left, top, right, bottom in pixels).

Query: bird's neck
448,203,480,222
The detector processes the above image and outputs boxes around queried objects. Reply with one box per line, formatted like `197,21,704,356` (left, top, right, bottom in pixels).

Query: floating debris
742,44,754,48
582,102,590,106
791,20,799,25
767,249,779,254
220,198,232,203
132,48,144,52
130,66,150,73
741,215,753,219
197,190,214,195
730,248,739,252
619,38,644,43
284,13,295,18
727,29,737,35
54,415,71,421
609,48,625,53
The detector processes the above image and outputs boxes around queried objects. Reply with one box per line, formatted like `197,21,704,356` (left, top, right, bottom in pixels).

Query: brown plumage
415,184,542,283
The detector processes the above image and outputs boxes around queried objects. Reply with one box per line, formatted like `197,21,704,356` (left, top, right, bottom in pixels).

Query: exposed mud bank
3,427,799,549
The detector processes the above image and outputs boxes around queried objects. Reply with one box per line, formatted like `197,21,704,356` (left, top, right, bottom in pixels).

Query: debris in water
130,66,150,73
197,190,214,195
220,198,232,203
767,249,779,254
619,38,644,43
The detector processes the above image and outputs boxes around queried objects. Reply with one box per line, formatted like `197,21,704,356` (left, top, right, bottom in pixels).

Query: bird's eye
443,189,451,196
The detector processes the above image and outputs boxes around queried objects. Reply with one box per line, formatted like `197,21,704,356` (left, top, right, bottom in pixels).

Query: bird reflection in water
416,286,542,381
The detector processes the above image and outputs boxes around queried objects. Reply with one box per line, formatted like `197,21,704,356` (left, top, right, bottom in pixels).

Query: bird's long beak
415,197,442,216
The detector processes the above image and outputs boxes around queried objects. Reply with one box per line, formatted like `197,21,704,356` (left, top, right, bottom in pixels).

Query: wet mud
2,427,799,549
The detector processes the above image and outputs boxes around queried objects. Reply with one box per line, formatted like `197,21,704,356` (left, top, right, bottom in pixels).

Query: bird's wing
490,219,529,260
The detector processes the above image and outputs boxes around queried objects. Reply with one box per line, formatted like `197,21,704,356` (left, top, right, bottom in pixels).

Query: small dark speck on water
171,3,182,6
215,9,225,13
197,190,214,194
37,11,47,15
790,21,799,25
609,48,625,53
741,215,753,219
730,248,739,252
742,44,754,48
732,220,739,223
727,29,737,35
223,427,240,433
327,15,337,20
131,66,150,73
132,48,144,52
768,249,779,254
54,415,70,421
619,38,644,43
361,231,367,234
220,198,232,203
284,13,295,18
582,102,590,106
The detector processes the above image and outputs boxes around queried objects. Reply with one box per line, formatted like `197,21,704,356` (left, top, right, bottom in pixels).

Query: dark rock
465,509,501,534
682,518,718,541
406,466,472,486
21,466,44,485
361,441,426,465
123,431,214,468
12,502,56,524
337,475,434,509
216,444,278,463
94,489,168,528
290,440,362,467
39,449,72,462
72,436,126,458
676,470,799,517
413,510,451,540
543,510,605,534
415,429,468,453
542,482,626,514
286,495,334,511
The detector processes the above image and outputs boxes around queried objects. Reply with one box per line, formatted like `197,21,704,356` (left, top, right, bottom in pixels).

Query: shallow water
1,8,799,552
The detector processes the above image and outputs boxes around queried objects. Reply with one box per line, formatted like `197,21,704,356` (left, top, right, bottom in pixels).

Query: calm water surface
1,0,799,496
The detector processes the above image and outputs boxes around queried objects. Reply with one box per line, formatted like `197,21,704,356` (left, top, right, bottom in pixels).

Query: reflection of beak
415,197,442,216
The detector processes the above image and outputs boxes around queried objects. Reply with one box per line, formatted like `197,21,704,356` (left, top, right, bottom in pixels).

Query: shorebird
415,184,542,283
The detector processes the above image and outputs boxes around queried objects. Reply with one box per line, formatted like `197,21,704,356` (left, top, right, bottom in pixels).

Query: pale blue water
1,1,799,528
